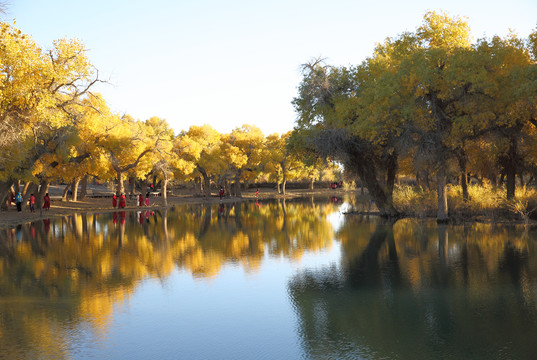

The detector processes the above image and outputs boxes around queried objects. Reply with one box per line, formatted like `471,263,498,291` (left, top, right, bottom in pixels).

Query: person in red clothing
29,193,35,212
119,193,126,208
112,194,118,208
144,192,150,206
138,193,144,207
43,193,51,210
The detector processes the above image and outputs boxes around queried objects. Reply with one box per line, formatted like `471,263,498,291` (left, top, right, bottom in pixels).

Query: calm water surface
1,196,537,359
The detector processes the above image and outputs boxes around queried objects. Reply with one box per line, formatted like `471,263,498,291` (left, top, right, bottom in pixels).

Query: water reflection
2,197,537,359
0,198,341,358
289,218,537,359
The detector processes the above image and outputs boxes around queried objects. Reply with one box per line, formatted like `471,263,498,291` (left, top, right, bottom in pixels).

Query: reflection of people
113,212,118,225
43,193,51,210
43,219,50,234
15,225,22,242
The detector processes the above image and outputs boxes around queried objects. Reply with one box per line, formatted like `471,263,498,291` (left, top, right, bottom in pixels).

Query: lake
1,196,537,359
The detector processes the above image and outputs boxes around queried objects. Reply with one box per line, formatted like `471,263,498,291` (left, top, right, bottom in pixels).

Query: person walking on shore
29,193,35,212
144,192,150,206
15,192,22,212
112,194,118,208
43,193,51,210
119,193,126,208
138,193,144,207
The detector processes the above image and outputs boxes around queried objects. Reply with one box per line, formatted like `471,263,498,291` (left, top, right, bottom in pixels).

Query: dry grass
393,183,537,221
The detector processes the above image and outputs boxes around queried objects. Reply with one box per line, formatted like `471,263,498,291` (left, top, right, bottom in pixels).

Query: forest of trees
0,21,338,212
293,11,537,221
1,12,537,222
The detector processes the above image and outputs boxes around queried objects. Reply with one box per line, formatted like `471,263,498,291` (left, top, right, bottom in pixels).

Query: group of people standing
330,181,343,189
112,193,151,209
112,193,126,208
138,193,151,207
10,192,50,212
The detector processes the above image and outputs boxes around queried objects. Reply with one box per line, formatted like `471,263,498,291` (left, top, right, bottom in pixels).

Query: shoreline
1,188,531,228
0,188,351,228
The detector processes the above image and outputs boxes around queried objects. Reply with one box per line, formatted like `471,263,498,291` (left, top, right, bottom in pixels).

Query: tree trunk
457,150,469,202
460,172,469,202
424,171,431,191
203,174,211,198
0,180,14,210
71,177,81,202
282,171,287,196
385,151,398,205
354,154,399,217
117,171,125,195
436,165,449,223
487,171,497,186
129,176,136,195
162,175,168,207
234,173,242,198
505,139,517,200
79,174,88,200
197,167,211,198
62,183,70,201
141,177,149,197
22,182,31,197
309,178,314,190
277,182,281,194
36,179,49,210
196,177,203,195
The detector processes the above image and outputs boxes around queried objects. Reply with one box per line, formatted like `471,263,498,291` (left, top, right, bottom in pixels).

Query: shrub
392,184,537,220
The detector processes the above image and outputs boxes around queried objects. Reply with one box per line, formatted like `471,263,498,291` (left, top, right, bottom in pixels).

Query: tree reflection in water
1,199,537,359
0,198,340,358
288,218,537,359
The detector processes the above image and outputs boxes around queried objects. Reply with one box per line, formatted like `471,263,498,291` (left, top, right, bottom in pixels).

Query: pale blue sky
8,0,537,135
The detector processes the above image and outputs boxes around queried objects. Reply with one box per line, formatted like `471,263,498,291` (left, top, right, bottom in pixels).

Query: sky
7,0,537,136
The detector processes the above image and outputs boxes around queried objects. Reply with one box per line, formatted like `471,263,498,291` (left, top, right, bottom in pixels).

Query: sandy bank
0,188,349,228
